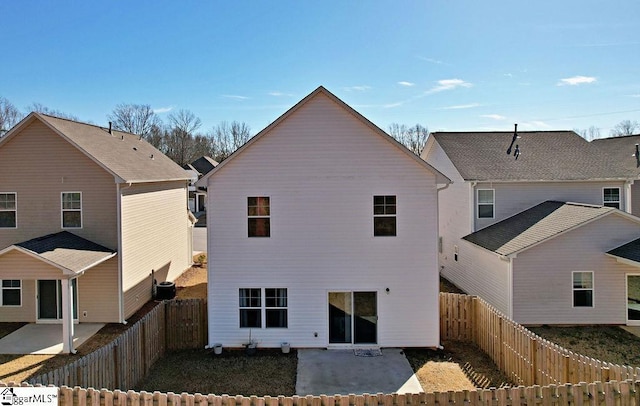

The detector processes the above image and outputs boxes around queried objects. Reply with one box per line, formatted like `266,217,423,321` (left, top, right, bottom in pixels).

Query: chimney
636,144,639,168
108,122,112,135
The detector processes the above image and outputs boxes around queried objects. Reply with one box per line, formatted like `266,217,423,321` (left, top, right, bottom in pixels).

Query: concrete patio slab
621,326,640,338
296,348,423,396
0,323,104,355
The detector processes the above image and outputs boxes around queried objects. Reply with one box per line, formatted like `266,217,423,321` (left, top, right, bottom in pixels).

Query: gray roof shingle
35,113,189,183
14,231,116,274
432,131,631,181
463,201,615,256
591,134,640,176
607,237,640,264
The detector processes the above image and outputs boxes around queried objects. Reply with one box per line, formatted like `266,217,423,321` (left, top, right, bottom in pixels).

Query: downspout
469,181,477,233
625,180,634,214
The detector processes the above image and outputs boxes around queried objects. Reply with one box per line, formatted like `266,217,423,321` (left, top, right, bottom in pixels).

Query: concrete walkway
0,323,104,354
296,348,423,396
621,325,640,338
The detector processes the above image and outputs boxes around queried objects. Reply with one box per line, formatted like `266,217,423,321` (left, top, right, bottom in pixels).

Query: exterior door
328,291,377,344
627,274,640,326
37,280,78,321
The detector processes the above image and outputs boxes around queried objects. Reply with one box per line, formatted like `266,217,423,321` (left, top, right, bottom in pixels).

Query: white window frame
239,288,262,328
0,192,17,229
61,192,82,229
373,195,397,237
247,196,270,238
603,187,621,209
1,279,22,307
477,189,495,219
572,271,594,308
265,288,288,328
239,287,288,329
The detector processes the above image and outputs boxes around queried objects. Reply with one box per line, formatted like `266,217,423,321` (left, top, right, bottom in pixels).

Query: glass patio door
328,291,377,344
37,280,78,321
627,275,640,326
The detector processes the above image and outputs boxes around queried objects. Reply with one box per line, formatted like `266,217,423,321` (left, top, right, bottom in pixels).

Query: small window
0,193,16,228
603,188,620,209
265,288,288,328
62,192,82,228
374,195,396,236
477,189,494,219
248,197,270,237
573,271,593,307
239,288,261,328
1,280,21,306
454,245,459,262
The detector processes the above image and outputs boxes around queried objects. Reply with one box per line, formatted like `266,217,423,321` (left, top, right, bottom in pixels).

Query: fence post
531,338,537,386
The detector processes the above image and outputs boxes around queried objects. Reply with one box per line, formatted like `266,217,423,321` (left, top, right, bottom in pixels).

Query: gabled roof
0,113,189,184
431,131,631,182
591,134,640,176
463,201,620,257
189,156,218,176
0,231,116,276
197,86,450,185
606,237,640,265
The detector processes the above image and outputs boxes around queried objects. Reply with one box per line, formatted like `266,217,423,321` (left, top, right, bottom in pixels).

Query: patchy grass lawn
135,349,297,396
528,325,640,367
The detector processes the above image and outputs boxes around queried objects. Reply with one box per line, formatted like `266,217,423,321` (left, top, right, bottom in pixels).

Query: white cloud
397,81,415,87
383,102,404,108
153,106,173,114
480,114,507,120
418,56,445,65
630,94,640,98
222,95,249,100
269,91,293,97
441,103,481,110
343,86,371,92
520,120,552,129
557,76,597,86
425,79,472,95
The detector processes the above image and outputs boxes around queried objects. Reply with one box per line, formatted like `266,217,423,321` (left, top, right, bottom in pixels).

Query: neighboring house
461,201,640,325
422,130,635,324
197,86,450,349
0,113,194,352
184,156,218,214
591,134,640,216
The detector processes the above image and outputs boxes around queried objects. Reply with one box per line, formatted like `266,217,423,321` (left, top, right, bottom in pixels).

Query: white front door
627,274,640,326
37,279,78,322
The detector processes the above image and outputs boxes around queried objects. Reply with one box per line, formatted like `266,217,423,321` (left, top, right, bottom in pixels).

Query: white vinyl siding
61,192,82,229
207,93,440,348
603,187,621,209
0,193,17,228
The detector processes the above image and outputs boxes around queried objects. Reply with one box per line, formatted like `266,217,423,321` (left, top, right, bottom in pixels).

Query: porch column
61,278,75,354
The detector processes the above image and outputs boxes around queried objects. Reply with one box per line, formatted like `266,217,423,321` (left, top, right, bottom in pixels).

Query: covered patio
0,323,104,354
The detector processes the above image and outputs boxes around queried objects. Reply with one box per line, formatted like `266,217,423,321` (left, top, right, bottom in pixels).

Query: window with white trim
603,188,620,209
61,192,82,228
239,288,288,328
374,195,396,236
572,271,593,307
1,280,21,306
0,193,16,228
248,197,270,237
477,189,495,219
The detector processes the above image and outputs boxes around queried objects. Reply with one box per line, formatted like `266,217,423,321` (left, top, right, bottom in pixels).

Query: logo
0,387,58,406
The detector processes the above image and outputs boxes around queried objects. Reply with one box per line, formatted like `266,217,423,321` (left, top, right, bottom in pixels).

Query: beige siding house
0,113,193,352
197,87,450,349
422,129,638,325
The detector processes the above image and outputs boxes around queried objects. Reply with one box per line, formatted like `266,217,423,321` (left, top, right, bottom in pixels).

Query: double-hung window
373,195,396,236
239,288,288,328
62,192,82,228
1,280,21,306
572,271,594,307
248,197,270,237
0,193,16,228
477,189,495,219
603,188,620,209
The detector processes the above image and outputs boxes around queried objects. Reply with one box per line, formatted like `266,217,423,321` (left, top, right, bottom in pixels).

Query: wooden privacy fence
440,293,640,387
4,380,640,406
27,299,207,390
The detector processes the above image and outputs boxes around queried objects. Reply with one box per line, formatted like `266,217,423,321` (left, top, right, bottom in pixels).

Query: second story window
603,188,620,209
248,197,270,237
477,189,495,219
0,193,17,228
374,195,396,236
62,192,82,228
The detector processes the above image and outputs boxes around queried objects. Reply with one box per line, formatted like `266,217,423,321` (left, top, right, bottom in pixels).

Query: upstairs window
1,280,21,306
248,197,270,237
573,271,594,308
374,195,396,236
0,193,16,228
603,188,620,209
61,192,82,228
477,189,495,219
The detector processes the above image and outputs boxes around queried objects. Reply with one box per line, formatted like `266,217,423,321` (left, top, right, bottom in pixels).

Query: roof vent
150,154,154,160
507,123,520,159
636,144,639,168
108,122,112,135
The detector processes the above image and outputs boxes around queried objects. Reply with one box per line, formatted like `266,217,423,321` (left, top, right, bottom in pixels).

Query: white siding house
198,87,449,349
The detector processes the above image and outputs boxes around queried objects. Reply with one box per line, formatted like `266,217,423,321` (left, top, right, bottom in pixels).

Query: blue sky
1,1,639,136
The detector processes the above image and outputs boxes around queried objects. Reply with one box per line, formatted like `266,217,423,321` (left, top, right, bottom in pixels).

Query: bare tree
387,123,429,155
0,97,23,135
27,103,79,121
209,121,252,162
165,109,203,166
108,104,162,136
574,126,601,141
610,120,640,137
